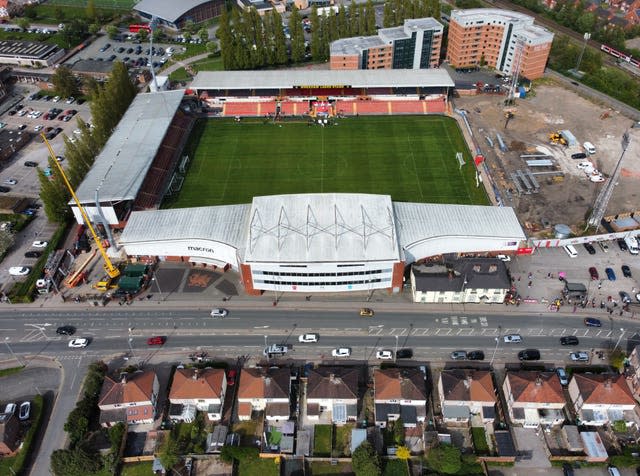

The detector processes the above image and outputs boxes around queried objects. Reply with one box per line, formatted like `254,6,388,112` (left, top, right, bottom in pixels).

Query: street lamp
4,337,23,367
614,328,626,352
394,335,399,361
264,335,268,359
152,276,164,301
490,325,502,367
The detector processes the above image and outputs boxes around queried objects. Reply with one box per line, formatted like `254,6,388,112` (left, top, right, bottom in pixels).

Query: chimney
120,372,127,384
535,375,543,386
193,368,199,380
604,377,612,388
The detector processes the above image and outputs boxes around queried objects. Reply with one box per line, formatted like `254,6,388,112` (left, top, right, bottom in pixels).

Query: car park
376,349,393,360
19,401,30,420
557,367,568,385
331,347,352,357
504,334,522,343
560,335,579,345
56,325,76,335
518,349,540,361
32,241,48,248
359,308,374,317
68,338,89,348
584,317,602,327
210,308,228,318
298,333,319,343
396,348,413,359
147,336,166,346
588,267,599,280
467,350,485,360
450,350,467,360
605,267,616,281
622,265,632,277
570,351,589,362
619,291,632,304
9,266,30,276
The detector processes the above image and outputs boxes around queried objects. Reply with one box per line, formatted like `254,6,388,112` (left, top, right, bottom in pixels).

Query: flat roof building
133,0,225,30
446,9,553,80
330,18,443,70
0,40,64,67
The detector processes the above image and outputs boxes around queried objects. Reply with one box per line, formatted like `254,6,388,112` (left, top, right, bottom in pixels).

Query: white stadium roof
394,202,525,248
245,194,400,263
190,69,455,90
120,204,250,248
133,0,212,23
73,90,184,204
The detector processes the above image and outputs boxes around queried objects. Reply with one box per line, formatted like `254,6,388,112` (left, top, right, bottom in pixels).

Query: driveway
512,427,551,468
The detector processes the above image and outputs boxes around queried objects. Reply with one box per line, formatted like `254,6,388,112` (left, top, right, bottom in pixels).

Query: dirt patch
457,82,640,233
194,456,233,475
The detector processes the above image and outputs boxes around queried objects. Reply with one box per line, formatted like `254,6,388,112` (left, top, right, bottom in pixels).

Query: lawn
166,116,486,209
238,456,280,476
314,424,333,457
309,460,354,475
333,424,353,456
471,427,490,454
383,459,410,476
46,0,135,9
120,462,153,476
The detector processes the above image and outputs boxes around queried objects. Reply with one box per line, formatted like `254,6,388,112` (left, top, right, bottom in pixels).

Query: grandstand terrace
190,70,454,117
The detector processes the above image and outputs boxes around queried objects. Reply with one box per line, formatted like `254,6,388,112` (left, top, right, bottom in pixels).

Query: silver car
503,334,522,343
450,350,467,360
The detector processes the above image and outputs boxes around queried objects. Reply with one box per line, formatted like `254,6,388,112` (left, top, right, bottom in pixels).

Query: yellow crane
42,134,120,287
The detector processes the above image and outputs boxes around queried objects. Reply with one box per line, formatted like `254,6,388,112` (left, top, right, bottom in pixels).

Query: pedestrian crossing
368,324,616,339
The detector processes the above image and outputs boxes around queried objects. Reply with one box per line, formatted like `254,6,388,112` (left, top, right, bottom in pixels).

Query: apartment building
446,8,553,80
330,18,443,70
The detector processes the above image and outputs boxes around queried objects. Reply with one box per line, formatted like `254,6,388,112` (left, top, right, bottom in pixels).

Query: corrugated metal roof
244,194,400,263
74,90,184,203
133,0,211,23
119,204,250,248
394,202,525,249
191,69,455,90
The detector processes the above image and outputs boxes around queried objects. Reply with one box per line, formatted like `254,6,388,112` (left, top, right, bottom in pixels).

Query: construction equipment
549,131,567,146
42,134,121,287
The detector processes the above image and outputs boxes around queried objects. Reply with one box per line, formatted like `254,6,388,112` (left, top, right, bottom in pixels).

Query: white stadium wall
72,206,120,227
122,239,240,268
402,235,520,263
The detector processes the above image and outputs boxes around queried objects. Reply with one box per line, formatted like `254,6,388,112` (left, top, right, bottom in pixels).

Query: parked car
588,267,599,280
298,333,319,343
210,308,228,318
598,241,609,253
68,338,89,348
450,350,467,360
570,351,589,362
32,241,48,248
467,350,485,360
4,402,16,415
9,266,30,276
560,336,579,346
557,368,569,386
24,160,38,167
503,334,522,343
359,308,374,317
147,336,166,346
331,347,351,357
620,291,632,304
583,243,596,255
19,401,30,420
376,349,393,360
563,463,575,476
584,317,602,327
56,325,76,335
571,152,587,160
518,349,540,361
263,344,288,356
606,267,616,281
396,348,413,359
0,186,10,193
622,265,632,278
618,239,628,251
227,369,237,386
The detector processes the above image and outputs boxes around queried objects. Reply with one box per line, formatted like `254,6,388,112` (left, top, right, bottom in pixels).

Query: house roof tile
374,368,426,400
506,371,565,403
99,371,156,406
440,369,496,403
169,368,225,400
573,373,636,405
237,367,290,400
307,367,359,400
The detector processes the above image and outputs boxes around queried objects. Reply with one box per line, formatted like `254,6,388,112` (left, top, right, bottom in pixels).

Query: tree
310,6,323,61
51,444,102,476
289,5,306,63
51,65,79,98
85,0,96,21
393,418,404,445
205,41,218,55
15,18,30,31
383,1,394,28
352,441,381,476
158,437,180,471
198,28,209,43
88,24,100,35
218,8,234,69
426,444,462,474
24,6,37,20
272,9,287,65
138,28,149,41
54,7,65,22
365,0,376,35
106,25,119,39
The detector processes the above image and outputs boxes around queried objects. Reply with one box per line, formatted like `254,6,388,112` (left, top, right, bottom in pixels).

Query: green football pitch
46,0,134,9
165,116,488,208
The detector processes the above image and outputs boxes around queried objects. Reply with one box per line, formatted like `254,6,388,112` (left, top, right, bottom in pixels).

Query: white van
624,236,639,255
563,244,578,258
583,142,596,154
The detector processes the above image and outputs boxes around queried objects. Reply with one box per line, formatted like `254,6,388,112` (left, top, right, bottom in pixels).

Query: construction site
456,81,640,236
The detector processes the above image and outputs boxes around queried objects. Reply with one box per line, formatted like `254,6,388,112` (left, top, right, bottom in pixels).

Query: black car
518,349,541,361
56,325,76,335
396,348,413,359
620,291,632,304
24,161,37,167
76,98,86,105
0,186,10,193
108,54,117,61
560,335,579,345
24,251,42,258
467,350,485,360
583,242,596,255
622,265,632,278
618,239,628,251
571,152,587,160
563,463,575,476
8,110,16,116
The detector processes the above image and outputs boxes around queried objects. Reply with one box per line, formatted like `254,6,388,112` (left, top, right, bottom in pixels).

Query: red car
588,267,599,280
147,336,166,346
227,369,237,386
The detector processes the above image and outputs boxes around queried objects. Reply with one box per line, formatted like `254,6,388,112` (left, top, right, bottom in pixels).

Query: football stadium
72,69,525,295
